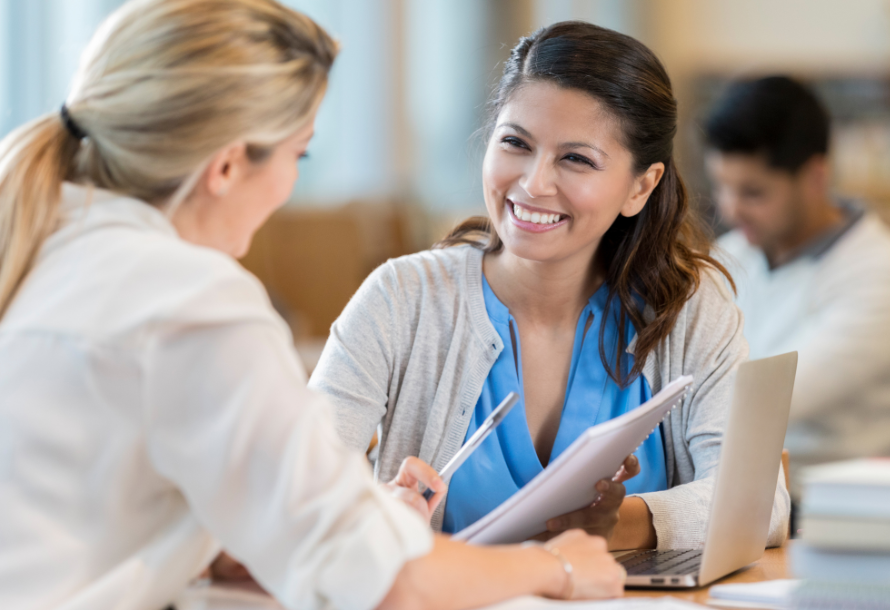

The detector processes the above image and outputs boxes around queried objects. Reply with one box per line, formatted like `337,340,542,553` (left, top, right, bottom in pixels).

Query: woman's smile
507,198,570,232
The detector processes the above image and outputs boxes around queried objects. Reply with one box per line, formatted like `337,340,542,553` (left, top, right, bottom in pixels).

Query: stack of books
790,459,890,609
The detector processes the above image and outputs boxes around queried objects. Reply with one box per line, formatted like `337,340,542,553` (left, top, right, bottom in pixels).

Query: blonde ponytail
0,0,337,319
0,115,81,319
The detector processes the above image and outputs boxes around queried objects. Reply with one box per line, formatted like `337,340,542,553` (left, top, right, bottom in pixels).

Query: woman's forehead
498,82,624,149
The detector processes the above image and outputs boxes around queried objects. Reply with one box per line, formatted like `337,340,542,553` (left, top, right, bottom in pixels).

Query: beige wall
646,0,890,78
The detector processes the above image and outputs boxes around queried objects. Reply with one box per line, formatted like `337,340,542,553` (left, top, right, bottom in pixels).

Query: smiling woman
310,20,791,553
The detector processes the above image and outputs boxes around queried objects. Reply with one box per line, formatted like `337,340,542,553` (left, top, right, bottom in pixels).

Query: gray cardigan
309,245,789,549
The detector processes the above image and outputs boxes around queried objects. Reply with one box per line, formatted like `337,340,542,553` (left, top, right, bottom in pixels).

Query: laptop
615,352,798,588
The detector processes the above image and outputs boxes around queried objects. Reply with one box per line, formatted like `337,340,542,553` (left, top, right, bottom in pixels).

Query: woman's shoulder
643,264,743,375
674,265,740,343
656,264,746,377
7,195,279,343
108,233,277,331
685,265,737,316
366,245,481,302
384,244,480,280
642,264,736,332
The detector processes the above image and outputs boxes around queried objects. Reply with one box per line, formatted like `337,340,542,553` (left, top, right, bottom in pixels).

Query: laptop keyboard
619,549,703,576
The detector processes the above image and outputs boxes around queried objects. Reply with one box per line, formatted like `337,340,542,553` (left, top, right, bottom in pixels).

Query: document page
454,376,693,545
482,596,706,609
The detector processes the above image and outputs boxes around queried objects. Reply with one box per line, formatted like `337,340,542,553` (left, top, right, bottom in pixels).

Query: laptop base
617,549,702,588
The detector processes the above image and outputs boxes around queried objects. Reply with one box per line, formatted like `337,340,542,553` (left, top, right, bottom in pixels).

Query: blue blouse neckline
441,273,666,534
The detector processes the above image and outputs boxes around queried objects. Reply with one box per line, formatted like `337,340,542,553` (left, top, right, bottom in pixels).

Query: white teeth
512,202,562,225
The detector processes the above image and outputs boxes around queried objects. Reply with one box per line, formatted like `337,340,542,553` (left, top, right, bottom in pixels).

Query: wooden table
624,546,789,605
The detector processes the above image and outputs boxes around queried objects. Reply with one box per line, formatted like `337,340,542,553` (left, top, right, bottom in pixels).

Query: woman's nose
519,156,558,198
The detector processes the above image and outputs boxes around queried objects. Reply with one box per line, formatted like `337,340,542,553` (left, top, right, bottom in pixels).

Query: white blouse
0,184,432,610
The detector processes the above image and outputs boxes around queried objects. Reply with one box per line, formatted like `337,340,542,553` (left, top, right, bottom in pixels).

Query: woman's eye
501,136,529,150
564,154,597,169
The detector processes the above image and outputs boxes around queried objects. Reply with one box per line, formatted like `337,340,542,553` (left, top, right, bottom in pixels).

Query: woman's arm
144,272,624,609
379,457,625,608
309,262,402,451
144,277,433,609
610,497,657,550
633,272,788,549
380,533,624,609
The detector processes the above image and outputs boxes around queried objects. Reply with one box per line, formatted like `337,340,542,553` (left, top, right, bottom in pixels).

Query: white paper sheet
173,586,706,610
174,583,285,610
707,579,800,610
455,376,694,545
482,595,706,610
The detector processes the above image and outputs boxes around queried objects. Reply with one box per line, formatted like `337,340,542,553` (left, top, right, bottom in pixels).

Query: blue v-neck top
442,276,668,534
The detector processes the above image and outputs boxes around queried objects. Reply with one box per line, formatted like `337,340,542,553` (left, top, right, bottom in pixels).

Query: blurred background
3,0,890,363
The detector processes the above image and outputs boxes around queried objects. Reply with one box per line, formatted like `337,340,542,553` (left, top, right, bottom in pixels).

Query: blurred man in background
705,76,890,504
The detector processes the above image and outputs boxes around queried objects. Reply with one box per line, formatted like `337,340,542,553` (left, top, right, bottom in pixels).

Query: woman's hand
543,454,641,541
383,456,447,524
538,530,626,600
209,552,253,582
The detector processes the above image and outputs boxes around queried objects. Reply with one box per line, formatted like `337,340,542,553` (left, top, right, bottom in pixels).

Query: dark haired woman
309,21,790,550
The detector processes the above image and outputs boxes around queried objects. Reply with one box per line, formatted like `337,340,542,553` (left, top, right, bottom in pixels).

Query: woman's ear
620,162,665,218
204,142,248,198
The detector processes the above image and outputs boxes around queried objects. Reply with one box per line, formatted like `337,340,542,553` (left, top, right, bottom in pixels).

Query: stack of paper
790,458,890,609
707,579,799,609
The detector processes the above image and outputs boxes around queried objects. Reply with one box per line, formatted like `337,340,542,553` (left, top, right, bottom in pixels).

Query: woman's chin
500,240,566,265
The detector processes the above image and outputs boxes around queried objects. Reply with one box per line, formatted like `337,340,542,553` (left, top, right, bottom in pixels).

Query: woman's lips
506,199,569,233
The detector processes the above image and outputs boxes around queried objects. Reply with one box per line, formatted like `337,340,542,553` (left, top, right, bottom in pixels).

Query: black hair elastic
60,104,87,141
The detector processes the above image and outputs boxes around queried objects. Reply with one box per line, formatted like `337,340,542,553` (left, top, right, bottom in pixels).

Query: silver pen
422,392,520,501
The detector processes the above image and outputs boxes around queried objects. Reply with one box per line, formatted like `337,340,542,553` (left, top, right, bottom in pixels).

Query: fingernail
597,480,610,492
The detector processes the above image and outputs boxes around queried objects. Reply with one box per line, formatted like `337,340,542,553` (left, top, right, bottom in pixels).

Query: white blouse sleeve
140,272,432,610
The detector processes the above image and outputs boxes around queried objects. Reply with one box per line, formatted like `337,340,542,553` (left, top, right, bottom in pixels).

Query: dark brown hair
435,21,733,385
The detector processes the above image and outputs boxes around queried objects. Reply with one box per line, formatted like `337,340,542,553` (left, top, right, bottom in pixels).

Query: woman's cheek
568,174,619,218
482,155,506,215
486,152,524,196
274,163,299,208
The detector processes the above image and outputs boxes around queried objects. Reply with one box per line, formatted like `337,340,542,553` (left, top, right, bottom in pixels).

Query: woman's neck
482,247,604,327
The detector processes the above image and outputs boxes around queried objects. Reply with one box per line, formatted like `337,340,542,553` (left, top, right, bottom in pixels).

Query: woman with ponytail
310,22,790,550
0,3,628,609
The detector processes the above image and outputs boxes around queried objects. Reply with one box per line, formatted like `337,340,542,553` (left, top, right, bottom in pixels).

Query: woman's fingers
210,552,253,582
545,530,625,600
384,456,448,521
545,479,626,539
393,456,446,494
612,454,640,483
384,484,433,519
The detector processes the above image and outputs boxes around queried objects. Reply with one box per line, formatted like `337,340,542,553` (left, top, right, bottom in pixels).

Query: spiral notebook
453,375,694,545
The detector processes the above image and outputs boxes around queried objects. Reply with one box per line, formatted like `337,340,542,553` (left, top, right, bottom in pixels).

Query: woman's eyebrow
561,141,610,158
499,122,534,139
499,122,609,159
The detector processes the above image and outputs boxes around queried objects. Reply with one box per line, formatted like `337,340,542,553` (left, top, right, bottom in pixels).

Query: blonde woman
0,1,626,610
